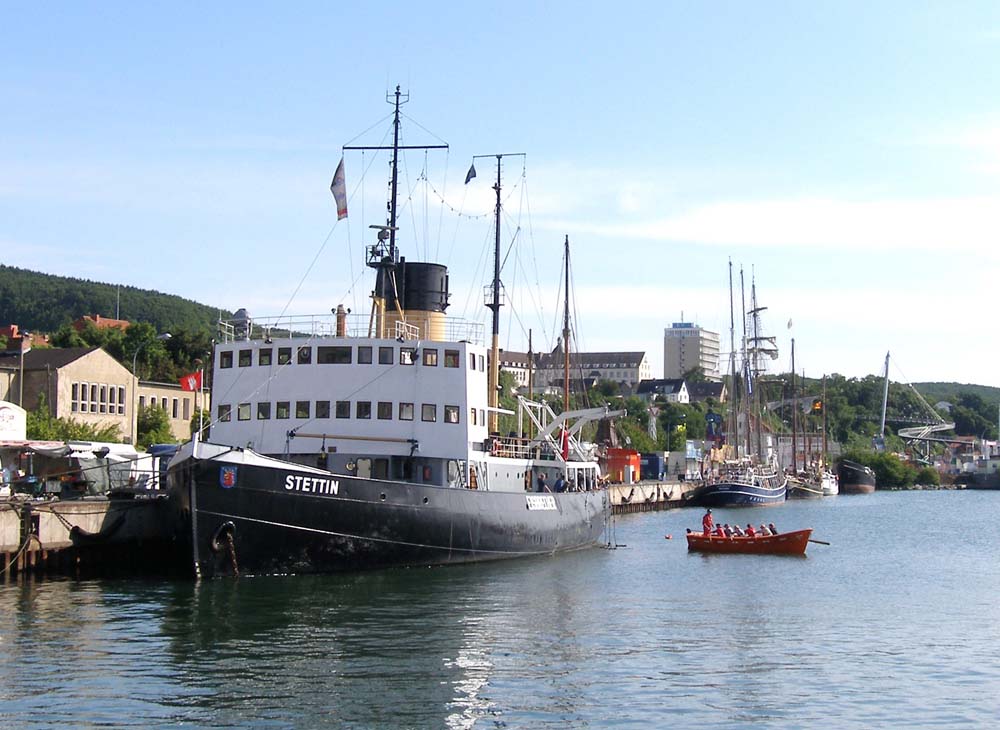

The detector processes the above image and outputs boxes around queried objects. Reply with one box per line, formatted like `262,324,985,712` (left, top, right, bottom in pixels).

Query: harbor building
663,322,720,382
499,344,652,392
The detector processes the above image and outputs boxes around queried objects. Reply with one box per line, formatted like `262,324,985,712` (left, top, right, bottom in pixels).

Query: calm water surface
2,490,999,729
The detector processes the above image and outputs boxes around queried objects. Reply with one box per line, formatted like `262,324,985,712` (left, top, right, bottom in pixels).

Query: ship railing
217,313,484,345
489,436,561,461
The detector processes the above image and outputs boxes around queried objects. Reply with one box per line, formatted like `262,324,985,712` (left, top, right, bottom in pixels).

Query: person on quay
702,508,714,535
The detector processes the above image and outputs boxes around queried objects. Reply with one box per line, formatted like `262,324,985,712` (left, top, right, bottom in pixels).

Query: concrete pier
0,496,174,578
609,480,698,514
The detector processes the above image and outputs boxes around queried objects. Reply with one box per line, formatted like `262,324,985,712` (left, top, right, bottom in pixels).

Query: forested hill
913,382,1000,410
0,265,230,335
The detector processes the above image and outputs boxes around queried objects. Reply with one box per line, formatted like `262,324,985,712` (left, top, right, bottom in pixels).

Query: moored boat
685,458,787,506
838,459,876,494
686,528,812,555
166,88,620,577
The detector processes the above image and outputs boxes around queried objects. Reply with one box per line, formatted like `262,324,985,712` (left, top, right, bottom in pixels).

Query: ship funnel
335,304,348,337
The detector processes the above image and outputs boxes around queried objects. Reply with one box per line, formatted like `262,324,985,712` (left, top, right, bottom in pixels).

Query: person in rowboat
732,524,745,537
745,523,757,537
769,523,778,535
702,508,714,535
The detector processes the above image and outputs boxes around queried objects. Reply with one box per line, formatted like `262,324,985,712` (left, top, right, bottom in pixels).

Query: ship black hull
684,479,787,507
167,448,609,577
838,460,876,494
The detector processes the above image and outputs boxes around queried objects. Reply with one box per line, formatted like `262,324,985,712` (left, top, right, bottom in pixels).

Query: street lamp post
131,333,171,444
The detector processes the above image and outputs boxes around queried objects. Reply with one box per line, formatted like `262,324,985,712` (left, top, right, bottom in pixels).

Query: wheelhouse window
259,348,272,366
297,346,312,364
377,402,392,420
318,346,352,364
237,403,251,421
220,351,234,368
478,354,485,371
444,405,460,424
238,349,252,367
336,401,350,419
421,403,437,422
278,347,292,365
257,402,271,420
378,346,394,364
469,353,475,370
356,401,372,419
218,404,232,422
316,401,330,418
445,350,460,368
358,346,373,364
422,348,438,366
400,347,416,365
470,407,477,425
276,401,290,419
294,401,308,418
399,402,414,421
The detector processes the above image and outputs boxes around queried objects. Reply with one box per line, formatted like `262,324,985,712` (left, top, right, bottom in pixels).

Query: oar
808,539,830,545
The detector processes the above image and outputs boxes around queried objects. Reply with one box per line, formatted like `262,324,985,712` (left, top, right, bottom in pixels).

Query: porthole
380,493,387,501
423,497,429,504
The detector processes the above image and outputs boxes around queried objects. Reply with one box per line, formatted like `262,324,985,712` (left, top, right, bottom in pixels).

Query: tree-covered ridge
0,264,230,335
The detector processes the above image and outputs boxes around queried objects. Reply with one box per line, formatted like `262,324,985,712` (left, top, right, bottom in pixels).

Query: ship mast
791,337,797,473
563,235,571,413
472,152,524,433
344,86,448,336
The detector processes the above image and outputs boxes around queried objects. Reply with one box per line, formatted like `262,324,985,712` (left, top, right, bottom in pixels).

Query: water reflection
3,492,1000,728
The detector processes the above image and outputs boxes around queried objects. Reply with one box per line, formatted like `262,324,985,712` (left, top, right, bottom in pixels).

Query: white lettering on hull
525,495,557,511
284,474,340,495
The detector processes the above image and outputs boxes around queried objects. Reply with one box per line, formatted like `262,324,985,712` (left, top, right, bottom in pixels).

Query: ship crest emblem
219,466,238,489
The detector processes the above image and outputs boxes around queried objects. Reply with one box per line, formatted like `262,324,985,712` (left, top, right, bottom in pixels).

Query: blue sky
3,2,999,386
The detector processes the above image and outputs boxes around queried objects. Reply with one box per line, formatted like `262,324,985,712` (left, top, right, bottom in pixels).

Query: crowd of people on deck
696,508,778,538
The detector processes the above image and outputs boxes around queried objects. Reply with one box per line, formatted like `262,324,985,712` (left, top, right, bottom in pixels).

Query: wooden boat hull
686,528,812,555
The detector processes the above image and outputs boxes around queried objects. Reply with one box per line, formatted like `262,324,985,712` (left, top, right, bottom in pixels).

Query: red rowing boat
686,528,812,555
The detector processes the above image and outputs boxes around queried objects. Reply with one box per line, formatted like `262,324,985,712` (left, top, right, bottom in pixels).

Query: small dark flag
465,163,476,184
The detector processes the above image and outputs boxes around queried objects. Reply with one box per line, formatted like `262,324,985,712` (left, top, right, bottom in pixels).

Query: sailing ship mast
791,337,797,473
727,260,739,458
563,235,571,413
471,152,524,433
344,86,448,337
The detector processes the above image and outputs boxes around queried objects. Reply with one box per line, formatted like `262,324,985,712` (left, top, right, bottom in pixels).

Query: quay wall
609,480,698,514
0,497,174,578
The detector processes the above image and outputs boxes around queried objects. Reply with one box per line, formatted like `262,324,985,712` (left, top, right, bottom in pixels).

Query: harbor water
1,489,998,729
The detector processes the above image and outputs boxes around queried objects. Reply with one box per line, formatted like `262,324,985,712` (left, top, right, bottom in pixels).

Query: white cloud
537,195,1000,254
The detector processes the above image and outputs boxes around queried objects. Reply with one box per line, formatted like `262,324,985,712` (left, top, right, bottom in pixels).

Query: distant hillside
0,265,231,335
913,382,1000,409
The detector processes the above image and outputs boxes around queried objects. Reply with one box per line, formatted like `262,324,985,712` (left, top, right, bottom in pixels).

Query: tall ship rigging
165,88,621,577
685,263,787,507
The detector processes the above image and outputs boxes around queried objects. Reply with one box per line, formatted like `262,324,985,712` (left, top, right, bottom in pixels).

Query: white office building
663,322,720,381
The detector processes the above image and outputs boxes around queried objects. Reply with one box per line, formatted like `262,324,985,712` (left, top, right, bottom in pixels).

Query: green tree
137,405,175,448
26,394,121,442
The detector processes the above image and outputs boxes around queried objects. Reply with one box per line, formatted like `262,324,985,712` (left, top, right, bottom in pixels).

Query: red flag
561,428,569,460
179,371,202,392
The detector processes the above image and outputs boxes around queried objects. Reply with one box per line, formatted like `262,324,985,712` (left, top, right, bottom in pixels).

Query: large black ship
166,88,619,577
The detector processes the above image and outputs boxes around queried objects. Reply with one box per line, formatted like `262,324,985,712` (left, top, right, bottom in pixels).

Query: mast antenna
470,152,525,433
